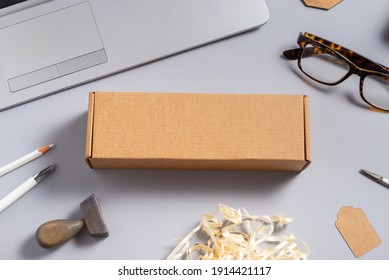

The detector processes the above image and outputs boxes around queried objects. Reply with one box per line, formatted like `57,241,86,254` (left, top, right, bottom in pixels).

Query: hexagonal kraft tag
303,0,343,10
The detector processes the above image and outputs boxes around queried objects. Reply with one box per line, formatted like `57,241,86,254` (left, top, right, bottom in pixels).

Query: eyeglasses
283,32,389,111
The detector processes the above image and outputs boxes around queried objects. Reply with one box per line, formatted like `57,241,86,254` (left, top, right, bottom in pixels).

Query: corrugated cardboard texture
86,92,311,171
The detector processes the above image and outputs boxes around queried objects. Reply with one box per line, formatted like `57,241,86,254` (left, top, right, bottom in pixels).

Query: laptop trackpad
0,2,107,92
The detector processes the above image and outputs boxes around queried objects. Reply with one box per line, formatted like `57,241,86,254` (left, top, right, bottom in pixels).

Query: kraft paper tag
303,0,343,10
335,206,381,258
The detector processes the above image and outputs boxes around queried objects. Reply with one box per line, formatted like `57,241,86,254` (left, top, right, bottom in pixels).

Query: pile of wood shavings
167,204,309,260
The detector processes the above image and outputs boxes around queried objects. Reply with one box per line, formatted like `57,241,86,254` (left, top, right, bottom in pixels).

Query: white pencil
0,144,54,177
0,165,55,213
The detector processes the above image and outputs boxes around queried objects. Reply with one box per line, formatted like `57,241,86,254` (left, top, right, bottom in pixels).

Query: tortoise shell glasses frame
283,32,389,111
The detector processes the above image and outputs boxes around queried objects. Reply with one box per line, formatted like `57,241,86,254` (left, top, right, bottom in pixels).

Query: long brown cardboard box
85,92,311,171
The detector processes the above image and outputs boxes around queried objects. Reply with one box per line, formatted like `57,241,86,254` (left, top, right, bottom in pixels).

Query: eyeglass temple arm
377,62,389,74
282,48,300,60
283,47,324,60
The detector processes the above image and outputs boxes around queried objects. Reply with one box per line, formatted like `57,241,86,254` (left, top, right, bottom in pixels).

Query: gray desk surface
1,0,389,260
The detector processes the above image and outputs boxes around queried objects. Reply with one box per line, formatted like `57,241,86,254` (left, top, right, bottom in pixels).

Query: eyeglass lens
363,75,389,110
299,44,350,84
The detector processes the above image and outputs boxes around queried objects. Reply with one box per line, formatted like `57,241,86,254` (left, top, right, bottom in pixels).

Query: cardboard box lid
86,92,311,170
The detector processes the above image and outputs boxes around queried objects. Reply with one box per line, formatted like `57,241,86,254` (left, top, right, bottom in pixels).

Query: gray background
1,0,388,260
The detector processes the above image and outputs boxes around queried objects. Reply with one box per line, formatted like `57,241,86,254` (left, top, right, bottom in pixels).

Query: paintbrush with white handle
0,164,55,213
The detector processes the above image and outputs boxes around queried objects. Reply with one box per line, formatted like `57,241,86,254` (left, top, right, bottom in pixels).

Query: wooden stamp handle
36,219,85,249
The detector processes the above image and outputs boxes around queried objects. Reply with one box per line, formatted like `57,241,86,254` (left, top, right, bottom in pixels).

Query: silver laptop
0,0,269,111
